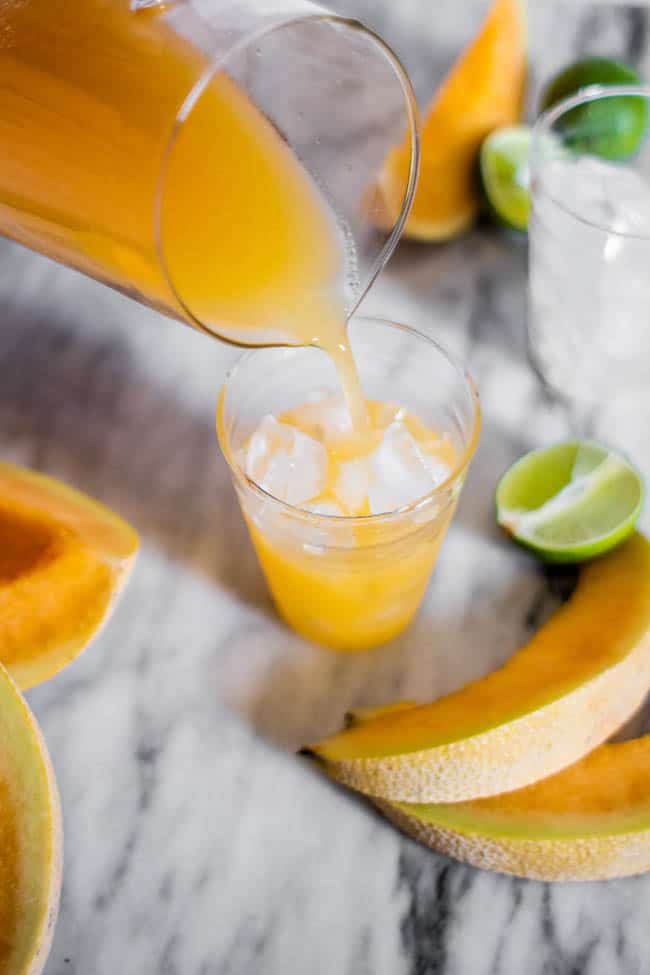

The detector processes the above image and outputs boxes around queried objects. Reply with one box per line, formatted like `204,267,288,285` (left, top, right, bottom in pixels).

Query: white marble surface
3,2,650,973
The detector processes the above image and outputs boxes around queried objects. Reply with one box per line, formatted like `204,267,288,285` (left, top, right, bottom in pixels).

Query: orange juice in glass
218,317,480,651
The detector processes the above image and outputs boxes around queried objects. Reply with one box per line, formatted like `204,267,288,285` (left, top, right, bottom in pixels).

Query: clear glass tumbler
217,317,480,651
528,85,650,410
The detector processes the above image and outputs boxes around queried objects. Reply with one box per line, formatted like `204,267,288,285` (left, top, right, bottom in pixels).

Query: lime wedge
496,441,644,563
479,125,532,231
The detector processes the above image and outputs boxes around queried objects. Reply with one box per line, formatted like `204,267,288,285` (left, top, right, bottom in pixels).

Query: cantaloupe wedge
380,735,650,881
0,462,138,689
306,534,650,803
369,0,527,240
0,662,62,974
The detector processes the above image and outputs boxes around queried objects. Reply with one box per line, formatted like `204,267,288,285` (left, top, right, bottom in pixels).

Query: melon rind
379,736,650,881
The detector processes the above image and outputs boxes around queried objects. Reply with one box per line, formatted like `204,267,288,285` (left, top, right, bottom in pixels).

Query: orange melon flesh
371,0,527,240
308,534,650,802
345,701,418,727
0,462,138,689
383,736,650,881
0,662,61,973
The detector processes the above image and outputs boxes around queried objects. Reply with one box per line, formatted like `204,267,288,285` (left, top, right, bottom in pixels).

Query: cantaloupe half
369,0,527,241
0,662,62,974
306,534,650,803
0,462,138,690
380,735,650,881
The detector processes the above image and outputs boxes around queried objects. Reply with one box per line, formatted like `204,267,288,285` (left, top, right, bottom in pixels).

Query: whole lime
539,57,647,160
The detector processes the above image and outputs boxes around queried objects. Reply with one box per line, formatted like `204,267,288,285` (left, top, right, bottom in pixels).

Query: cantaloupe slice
0,462,138,689
369,0,527,241
380,735,650,881
0,662,62,974
306,534,650,803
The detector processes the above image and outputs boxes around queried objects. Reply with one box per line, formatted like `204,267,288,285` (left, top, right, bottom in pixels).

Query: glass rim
156,13,420,346
530,83,650,239
217,315,481,525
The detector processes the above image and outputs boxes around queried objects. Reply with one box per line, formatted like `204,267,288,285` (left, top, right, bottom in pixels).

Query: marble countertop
3,2,650,973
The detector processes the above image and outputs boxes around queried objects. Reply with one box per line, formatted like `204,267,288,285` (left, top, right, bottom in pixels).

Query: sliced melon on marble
0,662,62,973
0,461,138,689
305,534,650,803
380,734,650,881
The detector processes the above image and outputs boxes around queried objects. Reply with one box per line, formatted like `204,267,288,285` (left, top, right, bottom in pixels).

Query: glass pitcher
0,0,418,347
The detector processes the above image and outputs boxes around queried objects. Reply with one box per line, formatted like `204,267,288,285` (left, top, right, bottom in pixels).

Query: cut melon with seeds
0,462,138,689
380,734,650,881
0,663,62,974
368,0,527,241
305,534,650,802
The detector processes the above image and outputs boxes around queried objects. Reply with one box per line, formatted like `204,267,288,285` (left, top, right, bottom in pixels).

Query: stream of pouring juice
0,0,368,430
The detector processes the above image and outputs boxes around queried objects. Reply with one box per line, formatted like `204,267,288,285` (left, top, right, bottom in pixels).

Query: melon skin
377,735,650,882
309,535,650,803
378,801,650,882
0,664,62,974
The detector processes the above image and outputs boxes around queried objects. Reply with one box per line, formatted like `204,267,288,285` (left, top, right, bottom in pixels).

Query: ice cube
543,156,650,235
245,415,327,505
334,457,371,514
301,499,344,516
244,414,292,483
367,421,438,515
420,452,452,487
283,431,327,505
259,446,293,501
600,163,650,235
290,393,353,443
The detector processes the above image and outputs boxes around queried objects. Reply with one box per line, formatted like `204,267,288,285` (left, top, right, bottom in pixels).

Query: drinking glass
528,85,650,411
218,317,480,651
0,0,418,347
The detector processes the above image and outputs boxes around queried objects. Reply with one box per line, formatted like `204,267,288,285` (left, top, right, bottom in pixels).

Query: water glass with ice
528,85,650,411
218,317,480,652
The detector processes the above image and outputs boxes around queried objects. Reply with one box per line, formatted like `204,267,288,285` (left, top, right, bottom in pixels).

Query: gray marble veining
2,2,650,973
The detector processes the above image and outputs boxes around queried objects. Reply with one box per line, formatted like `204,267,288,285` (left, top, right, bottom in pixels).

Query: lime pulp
496,441,644,563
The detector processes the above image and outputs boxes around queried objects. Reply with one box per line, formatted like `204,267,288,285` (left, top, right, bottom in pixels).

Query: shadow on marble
0,298,274,618
230,556,570,752
454,416,527,542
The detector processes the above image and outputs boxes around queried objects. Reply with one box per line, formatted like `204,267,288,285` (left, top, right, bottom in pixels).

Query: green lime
496,441,644,563
479,125,532,230
539,57,647,160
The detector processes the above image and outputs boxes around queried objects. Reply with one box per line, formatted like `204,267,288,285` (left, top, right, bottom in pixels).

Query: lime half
480,126,532,231
496,441,644,563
